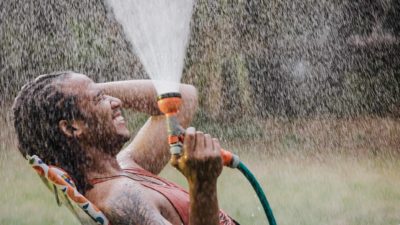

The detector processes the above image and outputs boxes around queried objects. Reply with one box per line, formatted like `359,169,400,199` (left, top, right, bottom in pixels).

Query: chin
108,134,130,156
118,128,131,141
120,133,131,143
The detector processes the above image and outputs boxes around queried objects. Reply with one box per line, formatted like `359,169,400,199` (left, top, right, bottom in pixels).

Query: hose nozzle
157,92,240,168
157,93,184,155
157,92,182,116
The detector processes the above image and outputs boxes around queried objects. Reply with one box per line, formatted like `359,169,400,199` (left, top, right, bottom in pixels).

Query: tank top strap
122,167,185,190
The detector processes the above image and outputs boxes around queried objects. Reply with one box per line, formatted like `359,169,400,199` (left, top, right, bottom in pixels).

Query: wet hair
12,71,92,194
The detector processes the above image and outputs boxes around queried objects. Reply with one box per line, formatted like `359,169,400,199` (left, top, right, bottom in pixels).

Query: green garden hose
237,161,277,225
156,93,277,224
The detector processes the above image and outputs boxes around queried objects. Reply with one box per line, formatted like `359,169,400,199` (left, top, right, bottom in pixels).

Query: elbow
179,84,198,127
184,84,198,111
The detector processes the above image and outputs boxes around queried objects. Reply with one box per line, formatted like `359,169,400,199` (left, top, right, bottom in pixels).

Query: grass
0,149,79,225
1,116,400,224
1,147,400,225
163,154,400,225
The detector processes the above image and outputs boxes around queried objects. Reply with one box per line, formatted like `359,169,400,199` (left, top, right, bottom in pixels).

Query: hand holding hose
157,92,239,168
170,127,223,183
170,127,222,225
157,92,277,225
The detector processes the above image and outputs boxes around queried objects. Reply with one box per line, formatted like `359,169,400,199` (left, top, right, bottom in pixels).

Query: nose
109,96,122,109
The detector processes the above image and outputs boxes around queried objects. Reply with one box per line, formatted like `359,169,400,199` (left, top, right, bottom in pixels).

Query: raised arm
96,80,163,116
171,127,223,225
96,80,198,173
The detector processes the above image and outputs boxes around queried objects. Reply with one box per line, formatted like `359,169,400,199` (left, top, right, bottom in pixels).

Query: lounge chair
27,155,110,225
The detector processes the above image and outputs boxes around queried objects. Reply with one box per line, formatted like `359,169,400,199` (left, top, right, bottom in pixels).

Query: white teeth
115,115,124,122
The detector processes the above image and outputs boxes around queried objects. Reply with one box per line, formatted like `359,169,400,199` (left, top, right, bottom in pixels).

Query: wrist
189,178,218,191
188,177,220,225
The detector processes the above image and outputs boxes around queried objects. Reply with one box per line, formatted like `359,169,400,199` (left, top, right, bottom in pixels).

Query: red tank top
90,167,238,225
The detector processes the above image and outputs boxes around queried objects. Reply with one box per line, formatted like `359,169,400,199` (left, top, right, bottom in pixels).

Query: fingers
212,138,221,157
212,138,220,151
195,131,205,153
183,127,196,156
172,127,224,182
182,127,221,160
204,133,212,149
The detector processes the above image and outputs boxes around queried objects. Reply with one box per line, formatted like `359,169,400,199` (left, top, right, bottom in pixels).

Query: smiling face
60,73,130,154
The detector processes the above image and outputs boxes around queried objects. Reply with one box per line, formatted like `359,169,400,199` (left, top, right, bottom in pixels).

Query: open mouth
112,110,125,123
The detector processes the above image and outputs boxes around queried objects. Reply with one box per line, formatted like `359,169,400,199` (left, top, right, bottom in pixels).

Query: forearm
97,80,160,115
109,80,198,173
189,180,220,225
171,128,223,225
127,94,197,173
97,80,197,126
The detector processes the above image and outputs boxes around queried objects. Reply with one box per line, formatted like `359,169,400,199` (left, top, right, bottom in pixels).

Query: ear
59,120,84,138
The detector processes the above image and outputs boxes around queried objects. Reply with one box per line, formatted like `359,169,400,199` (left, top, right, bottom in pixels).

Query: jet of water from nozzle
104,0,194,95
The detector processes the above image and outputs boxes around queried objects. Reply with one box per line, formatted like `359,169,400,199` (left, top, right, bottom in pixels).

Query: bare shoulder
88,179,170,225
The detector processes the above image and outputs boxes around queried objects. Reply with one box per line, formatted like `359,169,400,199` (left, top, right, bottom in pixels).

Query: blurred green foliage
1,0,399,120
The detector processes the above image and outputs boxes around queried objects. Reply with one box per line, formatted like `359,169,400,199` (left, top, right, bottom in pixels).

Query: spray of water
104,0,194,95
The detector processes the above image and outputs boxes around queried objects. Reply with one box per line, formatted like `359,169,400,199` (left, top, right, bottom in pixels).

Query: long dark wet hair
12,71,92,194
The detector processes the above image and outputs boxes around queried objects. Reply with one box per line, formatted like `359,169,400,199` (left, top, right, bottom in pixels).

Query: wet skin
57,73,223,225
59,74,130,153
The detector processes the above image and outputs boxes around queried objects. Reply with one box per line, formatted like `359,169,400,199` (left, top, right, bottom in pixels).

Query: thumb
170,127,196,167
183,127,196,157
170,154,180,168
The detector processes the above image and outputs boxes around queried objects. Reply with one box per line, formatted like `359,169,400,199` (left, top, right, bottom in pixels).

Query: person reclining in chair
13,71,238,225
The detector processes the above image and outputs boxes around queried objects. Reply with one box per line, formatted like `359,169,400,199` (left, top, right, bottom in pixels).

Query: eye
93,92,106,104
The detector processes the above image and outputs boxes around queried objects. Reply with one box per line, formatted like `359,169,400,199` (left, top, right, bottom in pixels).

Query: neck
83,145,122,179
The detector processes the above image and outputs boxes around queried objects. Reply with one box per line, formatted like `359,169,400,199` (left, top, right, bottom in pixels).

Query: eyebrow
93,90,105,99
96,90,104,96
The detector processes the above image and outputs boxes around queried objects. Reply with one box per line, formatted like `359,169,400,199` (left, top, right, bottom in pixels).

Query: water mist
104,0,194,95
105,1,277,224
